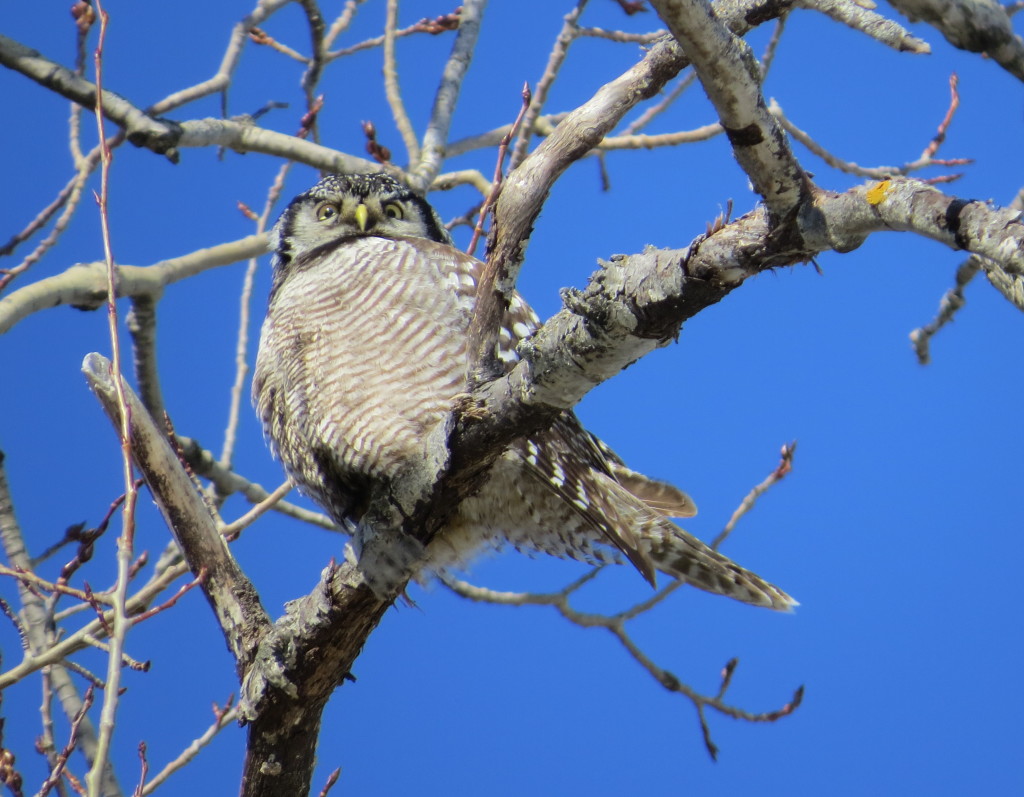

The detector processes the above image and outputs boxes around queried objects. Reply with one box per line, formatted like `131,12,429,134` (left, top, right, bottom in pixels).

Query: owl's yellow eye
383,202,404,220
316,203,339,222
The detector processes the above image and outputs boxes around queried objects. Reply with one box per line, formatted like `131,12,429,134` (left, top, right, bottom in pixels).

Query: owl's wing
497,293,696,523
511,414,660,585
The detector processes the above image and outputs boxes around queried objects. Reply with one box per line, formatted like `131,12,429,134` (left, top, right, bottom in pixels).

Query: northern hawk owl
253,172,795,610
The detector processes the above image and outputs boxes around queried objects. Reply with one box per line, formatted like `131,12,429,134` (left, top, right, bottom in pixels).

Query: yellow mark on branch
866,180,892,206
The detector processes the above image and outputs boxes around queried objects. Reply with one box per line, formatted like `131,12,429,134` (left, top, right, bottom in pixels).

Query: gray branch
0,34,182,161
0,234,269,336
82,356,400,797
410,0,487,191
889,0,1024,80
175,118,380,172
795,0,931,53
83,354,271,675
650,0,809,219
462,178,1024,456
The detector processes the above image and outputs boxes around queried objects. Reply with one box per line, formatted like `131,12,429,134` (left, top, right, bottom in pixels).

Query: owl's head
272,172,453,273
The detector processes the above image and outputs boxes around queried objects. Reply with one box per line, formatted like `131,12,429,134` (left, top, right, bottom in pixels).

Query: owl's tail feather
642,524,797,612
608,464,698,518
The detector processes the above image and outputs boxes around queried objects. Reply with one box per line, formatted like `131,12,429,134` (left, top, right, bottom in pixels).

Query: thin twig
0,169,90,294
383,0,420,165
759,13,787,77
466,84,532,258
38,668,58,795
323,0,367,50
60,658,109,690
249,27,308,62
81,635,150,672
0,552,194,689
133,742,149,797
510,0,588,171
218,103,317,475
140,699,238,795
623,71,696,135
715,657,739,700
920,72,960,161
129,569,207,625
0,597,29,652
324,8,460,60
444,569,800,761
87,7,139,792
770,99,970,180
909,257,979,364
220,480,293,542
38,686,95,797
0,172,78,258
576,26,664,42
711,442,796,551
297,0,326,125
0,565,101,605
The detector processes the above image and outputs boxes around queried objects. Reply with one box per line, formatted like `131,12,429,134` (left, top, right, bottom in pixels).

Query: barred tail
642,523,797,611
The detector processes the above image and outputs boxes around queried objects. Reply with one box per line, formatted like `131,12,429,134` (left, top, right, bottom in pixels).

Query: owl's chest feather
255,237,476,483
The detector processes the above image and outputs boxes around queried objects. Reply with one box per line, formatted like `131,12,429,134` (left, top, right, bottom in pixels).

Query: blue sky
1,2,1022,795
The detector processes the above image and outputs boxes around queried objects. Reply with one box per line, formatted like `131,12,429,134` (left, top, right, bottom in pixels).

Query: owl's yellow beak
354,202,369,232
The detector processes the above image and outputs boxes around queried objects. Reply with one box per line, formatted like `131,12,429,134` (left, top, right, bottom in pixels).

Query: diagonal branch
888,0,1024,81
460,179,1024,470
82,353,272,677
383,0,421,165
0,33,182,160
409,0,487,191
649,0,809,219
794,0,930,53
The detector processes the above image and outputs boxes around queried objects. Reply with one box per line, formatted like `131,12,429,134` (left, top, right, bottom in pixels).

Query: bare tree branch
509,0,589,171
0,235,268,336
0,452,124,796
889,0,1024,80
910,186,1024,362
650,0,809,219
82,354,272,675
383,0,421,165
794,0,931,52
411,0,487,190
0,34,181,161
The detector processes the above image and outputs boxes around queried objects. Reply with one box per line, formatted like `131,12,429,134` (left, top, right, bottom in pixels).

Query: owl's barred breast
254,236,476,517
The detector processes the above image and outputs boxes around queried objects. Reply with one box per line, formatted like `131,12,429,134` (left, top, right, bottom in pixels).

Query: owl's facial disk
272,172,454,272
307,192,424,240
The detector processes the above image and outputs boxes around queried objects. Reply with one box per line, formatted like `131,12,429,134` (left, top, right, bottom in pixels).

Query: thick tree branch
459,179,1024,470
82,354,271,676
794,0,930,53
410,0,486,190
238,564,394,797
0,31,381,172
0,234,268,335
888,0,1024,80
0,34,182,160
83,355,401,797
476,0,821,370
650,0,810,219
174,118,380,172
